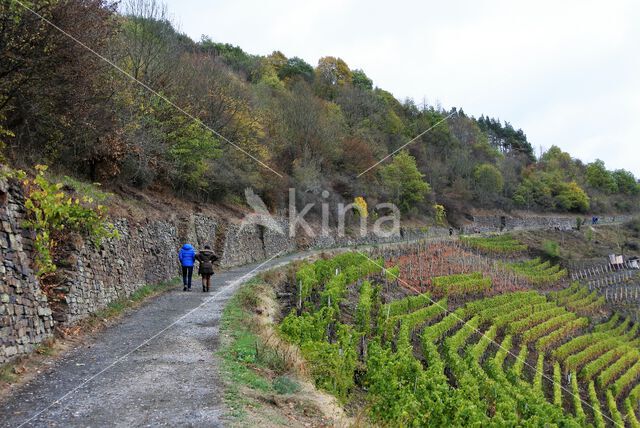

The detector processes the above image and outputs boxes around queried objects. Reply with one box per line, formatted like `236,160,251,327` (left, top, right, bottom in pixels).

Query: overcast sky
164,0,639,176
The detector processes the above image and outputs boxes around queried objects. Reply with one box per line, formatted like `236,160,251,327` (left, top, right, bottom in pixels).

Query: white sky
164,0,640,176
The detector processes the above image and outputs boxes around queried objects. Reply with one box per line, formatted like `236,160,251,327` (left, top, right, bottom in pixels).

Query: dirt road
0,251,314,428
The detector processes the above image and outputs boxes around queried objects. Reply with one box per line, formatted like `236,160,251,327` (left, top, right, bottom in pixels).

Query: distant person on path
196,245,218,292
179,243,196,291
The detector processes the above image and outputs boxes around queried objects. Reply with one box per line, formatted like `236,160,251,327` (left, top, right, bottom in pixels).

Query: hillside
3,1,640,427
2,0,639,226
225,233,640,427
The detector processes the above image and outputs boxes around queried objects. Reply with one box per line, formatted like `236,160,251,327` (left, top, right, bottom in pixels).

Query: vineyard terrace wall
51,220,449,325
461,214,631,234
0,178,54,363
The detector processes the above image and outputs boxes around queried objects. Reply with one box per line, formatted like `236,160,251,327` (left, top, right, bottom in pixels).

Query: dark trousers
182,266,194,288
202,274,212,290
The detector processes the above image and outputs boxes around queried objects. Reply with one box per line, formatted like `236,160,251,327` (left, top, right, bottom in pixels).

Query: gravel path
0,250,317,428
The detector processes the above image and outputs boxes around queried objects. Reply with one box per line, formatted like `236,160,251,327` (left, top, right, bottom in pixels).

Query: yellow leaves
21,165,118,276
257,61,285,91
354,196,368,218
316,56,352,86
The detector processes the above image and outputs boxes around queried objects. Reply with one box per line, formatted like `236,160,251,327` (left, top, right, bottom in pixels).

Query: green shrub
542,240,560,259
273,375,301,395
22,165,119,275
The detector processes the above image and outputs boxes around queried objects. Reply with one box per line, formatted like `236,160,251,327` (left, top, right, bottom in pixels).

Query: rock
37,307,52,317
4,346,17,356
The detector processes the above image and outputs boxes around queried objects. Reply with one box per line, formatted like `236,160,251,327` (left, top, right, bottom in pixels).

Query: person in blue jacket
179,243,196,291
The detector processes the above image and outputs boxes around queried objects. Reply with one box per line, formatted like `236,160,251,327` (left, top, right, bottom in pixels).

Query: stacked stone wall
0,179,54,363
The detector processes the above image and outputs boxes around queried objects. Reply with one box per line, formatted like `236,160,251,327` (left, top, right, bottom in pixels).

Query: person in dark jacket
179,243,196,291
196,245,218,292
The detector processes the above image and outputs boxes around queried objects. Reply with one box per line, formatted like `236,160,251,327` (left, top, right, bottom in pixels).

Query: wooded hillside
1,0,638,221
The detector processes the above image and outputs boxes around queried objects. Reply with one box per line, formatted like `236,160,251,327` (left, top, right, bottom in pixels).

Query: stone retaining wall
461,214,633,234
0,179,54,363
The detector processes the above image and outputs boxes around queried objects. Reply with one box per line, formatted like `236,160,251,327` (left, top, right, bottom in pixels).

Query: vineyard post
418,244,424,286
383,267,388,292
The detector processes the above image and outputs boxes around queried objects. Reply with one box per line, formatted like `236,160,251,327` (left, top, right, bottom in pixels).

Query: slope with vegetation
245,246,640,426
1,0,639,227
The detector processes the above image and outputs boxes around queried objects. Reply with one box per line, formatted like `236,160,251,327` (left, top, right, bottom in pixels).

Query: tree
512,167,590,213
540,146,578,179
314,56,352,99
166,118,222,193
512,170,558,210
473,163,504,205
120,0,180,86
477,116,535,162
586,160,617,193
2,0,637,218
198,38,258,78
380,151,431,213
0,0,121,177
612,169,639,195
256,51,287,89
278,57,314,82
555,181,590,212
352,69,373,90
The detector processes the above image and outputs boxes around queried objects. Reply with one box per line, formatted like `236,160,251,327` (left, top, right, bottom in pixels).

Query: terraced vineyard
504,257,568,286
278,248,640,426
384,240,531,297
550,283,607,316
431,272,492,296
460,234,527,254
